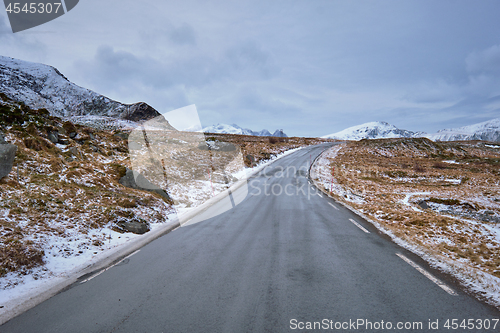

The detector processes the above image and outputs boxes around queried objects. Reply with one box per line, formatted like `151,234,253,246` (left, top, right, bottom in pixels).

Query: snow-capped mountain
425,118,500,142
201,123,287,137
0,56,162,125
321,121,423,140
272,129,287,137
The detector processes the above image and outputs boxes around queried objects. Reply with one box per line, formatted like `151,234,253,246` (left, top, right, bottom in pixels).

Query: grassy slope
0,96,170,279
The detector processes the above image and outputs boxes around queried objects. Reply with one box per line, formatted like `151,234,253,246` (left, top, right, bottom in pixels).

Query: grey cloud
78,39,279,94
0,14,47,58
77,45,199,91
0,15,11,35
224,41,279,80
403,42,500,121
461,44,500,99
5,0,500,136
234,86,300,114
403,80,461,104
466,45,500,75
169,23,196,45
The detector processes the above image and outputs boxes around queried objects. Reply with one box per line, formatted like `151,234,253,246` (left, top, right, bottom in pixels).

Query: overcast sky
1,0,500,137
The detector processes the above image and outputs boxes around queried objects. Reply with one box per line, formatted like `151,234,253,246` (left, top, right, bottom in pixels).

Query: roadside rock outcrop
119,168,171,201
0,131,17,179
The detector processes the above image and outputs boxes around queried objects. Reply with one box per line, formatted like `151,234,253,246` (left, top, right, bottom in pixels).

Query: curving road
1,143,499,332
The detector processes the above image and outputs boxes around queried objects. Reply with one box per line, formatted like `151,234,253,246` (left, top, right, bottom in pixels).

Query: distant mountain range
321,121,424,141
425,118,500,142
201,123,287,137
322,119,500,142
2,56,497,142
0,56,162,129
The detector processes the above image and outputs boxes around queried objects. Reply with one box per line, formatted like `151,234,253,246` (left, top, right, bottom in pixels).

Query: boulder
216,141,237,152
198,141,236,152
0,131,5,144
115,220,150,234
119,168,171,201
417,200,430,210
47,131,59,144
0,143,17,179
113,132,128,140
245,154,255,167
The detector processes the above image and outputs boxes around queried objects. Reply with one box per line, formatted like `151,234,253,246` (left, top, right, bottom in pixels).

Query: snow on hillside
425,118,500,142
321,121,422,141
322,118,500,143
0,56,162,126
201,123,287,137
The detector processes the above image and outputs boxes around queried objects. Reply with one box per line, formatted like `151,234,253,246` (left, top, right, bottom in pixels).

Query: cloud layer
1,0,500,136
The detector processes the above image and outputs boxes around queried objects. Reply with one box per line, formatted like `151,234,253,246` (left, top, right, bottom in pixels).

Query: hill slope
0,56,162,127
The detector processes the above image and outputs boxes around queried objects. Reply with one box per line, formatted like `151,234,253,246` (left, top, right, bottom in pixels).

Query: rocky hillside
0,56,162,127
0,94,174,280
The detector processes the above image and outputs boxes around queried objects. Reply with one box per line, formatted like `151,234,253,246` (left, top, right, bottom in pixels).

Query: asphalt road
2,143,499,332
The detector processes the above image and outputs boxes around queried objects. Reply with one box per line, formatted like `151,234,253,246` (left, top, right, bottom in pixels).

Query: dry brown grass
0,240,44,277
0,120,173,277
204,133,328,167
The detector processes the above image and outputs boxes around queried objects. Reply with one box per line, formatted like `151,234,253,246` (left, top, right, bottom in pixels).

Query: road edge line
396,253,457,296
349,218,370,233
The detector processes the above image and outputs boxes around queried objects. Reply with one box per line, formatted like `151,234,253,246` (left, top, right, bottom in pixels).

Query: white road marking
80,269,105,284
349,218,370,233
318,193,323,198
122,249,141,261
80,250,141,284
396,253,457,296
328,202,339,210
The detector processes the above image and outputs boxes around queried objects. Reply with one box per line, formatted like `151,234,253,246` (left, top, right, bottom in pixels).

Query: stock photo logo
3,0,79,33
128,105,248,227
